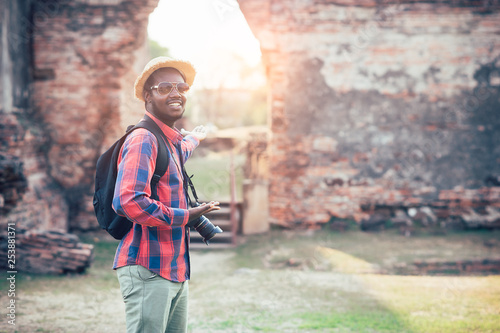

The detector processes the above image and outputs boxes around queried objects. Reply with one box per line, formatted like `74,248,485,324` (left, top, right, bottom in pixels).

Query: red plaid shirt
112,111,199,282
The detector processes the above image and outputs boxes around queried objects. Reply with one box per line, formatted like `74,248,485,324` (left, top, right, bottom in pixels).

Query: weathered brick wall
1,0,157,233
3,0,500,236
0,0,58,231
240,0,500,227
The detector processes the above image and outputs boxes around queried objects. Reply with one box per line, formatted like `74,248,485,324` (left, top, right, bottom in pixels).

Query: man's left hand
188,201,221,223
181,125,207,141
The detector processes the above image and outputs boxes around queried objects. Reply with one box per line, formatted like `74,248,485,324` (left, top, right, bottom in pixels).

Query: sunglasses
150,82,190,95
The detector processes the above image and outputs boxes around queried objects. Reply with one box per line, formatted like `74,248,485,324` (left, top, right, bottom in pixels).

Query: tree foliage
148,39,170,59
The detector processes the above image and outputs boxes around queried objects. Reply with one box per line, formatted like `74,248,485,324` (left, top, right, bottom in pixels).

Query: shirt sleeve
112,129,189,227
179,135,200,162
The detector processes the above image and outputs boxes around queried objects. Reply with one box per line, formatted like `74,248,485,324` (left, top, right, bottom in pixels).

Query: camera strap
172,142,200,208
184,168,200,207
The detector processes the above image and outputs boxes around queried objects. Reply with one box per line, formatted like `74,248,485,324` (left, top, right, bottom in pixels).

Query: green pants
116,265,189,333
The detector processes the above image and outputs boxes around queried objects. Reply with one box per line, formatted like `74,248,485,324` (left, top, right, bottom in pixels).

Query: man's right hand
188,201,220,222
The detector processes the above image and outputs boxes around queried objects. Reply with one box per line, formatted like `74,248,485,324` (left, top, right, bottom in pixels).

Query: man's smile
167,100,183,107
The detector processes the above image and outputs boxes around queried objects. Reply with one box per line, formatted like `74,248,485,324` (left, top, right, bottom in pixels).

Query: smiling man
112,57,220,333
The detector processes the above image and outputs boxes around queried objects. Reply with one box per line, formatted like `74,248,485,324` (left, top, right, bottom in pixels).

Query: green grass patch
361,274,500,333
232,229,500,272
185,153,245,202
299,311,411,332
78,233,118,269
227,229,500,332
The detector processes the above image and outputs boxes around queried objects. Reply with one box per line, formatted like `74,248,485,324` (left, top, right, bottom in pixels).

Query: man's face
144,68,188,127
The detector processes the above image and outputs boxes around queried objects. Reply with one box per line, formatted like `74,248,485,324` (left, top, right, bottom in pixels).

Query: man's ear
143,90,152,103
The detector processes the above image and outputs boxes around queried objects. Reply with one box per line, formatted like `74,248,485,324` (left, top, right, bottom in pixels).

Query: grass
226,229,500,332
298,312,409,332
0,236,124,333
1,229,499,332
360,274,500,333
233,228,500,272
185,152,245,202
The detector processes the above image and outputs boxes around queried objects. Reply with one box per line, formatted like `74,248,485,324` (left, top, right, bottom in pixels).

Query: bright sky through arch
148,0,263,89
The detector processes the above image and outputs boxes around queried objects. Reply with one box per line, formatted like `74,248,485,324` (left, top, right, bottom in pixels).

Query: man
112,57,220,332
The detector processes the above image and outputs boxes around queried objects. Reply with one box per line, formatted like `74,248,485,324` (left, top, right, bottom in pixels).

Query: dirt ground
1,229,499,332
1,250,341,333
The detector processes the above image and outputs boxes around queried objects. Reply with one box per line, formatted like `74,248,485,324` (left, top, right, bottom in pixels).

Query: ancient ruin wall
1,0,158,233
240,1,500,227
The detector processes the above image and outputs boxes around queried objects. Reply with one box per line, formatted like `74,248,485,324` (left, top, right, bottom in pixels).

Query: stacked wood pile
0,230,94,274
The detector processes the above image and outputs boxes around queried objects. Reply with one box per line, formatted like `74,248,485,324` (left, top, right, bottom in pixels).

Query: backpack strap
129,115,169,201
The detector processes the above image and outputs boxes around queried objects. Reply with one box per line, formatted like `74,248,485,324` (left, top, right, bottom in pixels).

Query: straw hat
134,57,196,101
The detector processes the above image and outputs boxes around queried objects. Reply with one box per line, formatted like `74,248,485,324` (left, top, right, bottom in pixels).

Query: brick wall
240,0,500,227
1,0,157,233
2,0,500,236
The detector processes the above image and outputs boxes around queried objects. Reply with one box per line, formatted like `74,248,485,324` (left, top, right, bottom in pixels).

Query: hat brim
134,57,196,101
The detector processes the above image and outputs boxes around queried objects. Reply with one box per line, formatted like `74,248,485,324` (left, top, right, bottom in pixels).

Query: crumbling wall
1,0,158,236
1,0,53,231
240,0,500,228
31,0,156,231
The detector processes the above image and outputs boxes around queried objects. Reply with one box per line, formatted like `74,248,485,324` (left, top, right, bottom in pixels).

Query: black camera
189,202,223,245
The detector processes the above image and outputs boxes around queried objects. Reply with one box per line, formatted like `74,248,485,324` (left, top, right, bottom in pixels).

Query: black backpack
93,115,170,240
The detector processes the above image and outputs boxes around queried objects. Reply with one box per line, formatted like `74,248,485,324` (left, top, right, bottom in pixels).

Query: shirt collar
145,111,183,144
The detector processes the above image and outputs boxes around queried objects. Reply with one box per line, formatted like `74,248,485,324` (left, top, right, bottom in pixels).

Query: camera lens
192,215,223,245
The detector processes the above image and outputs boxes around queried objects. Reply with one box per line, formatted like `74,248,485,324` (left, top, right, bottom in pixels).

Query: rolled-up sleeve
112,129,189,227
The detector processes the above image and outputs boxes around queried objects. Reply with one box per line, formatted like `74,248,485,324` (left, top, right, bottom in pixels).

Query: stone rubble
0,230,94,274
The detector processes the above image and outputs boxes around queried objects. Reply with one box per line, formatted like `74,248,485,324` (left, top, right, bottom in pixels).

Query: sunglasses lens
154,82,190,95
177,83,190,94
157,82,173,95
